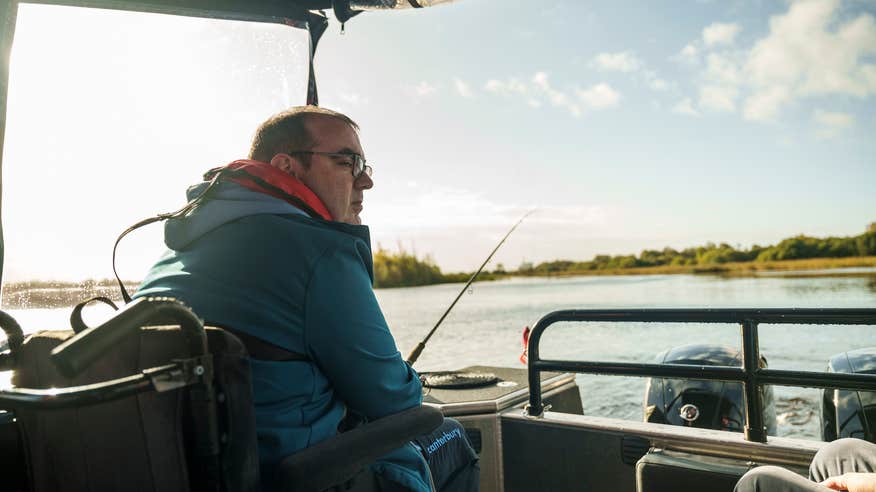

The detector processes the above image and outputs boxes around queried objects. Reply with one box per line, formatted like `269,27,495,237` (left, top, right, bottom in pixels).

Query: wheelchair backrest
10,325,260,492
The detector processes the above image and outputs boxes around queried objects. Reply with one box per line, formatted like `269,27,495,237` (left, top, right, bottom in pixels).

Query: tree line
372,246,497,288
524,231,876,275
373,231,876,287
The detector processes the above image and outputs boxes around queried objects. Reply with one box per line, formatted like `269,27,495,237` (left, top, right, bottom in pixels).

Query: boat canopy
18,0,453,22
23,0,322,23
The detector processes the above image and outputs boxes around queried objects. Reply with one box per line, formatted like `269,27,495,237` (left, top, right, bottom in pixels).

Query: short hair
248,106,359,163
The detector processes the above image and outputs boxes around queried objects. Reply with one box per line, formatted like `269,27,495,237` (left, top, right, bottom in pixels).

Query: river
4,269,876,440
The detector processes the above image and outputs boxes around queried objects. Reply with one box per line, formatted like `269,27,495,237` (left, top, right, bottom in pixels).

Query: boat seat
2,300,443,492
636,449,758,492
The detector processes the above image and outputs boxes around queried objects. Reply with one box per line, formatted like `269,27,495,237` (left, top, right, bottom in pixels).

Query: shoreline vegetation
1,280,139,310
2,232,875,307
373,231,876,289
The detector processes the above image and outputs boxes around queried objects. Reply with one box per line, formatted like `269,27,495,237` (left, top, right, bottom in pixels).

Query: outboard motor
821,347,876,443
643,344,776,435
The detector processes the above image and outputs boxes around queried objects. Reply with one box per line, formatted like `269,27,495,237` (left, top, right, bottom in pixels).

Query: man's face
293,115,373,225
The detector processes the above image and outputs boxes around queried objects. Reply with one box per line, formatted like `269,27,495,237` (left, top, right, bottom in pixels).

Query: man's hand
820,472,876,492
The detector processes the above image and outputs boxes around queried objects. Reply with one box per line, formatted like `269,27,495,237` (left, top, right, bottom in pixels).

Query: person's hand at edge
820,472,876,492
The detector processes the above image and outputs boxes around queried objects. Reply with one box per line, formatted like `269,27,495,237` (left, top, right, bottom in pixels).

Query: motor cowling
821,347,876,443
643,344,776,435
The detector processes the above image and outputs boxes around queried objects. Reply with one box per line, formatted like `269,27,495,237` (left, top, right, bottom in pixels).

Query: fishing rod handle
406,342,426,366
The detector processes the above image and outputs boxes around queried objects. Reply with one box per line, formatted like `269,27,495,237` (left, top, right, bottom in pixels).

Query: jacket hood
165,180,309,250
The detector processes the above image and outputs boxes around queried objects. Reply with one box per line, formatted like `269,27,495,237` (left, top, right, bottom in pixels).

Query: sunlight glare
3,5,309,282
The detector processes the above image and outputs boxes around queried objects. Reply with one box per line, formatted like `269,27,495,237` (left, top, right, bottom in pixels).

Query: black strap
113,168,229,303
213,325,309,362
407,0,423,7
113,165,327,304
70,296,119,333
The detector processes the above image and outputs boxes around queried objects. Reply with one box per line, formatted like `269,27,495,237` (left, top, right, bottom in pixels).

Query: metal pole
741,319,767,442
305,12,327,106
524,313,554,418
0,0,17,289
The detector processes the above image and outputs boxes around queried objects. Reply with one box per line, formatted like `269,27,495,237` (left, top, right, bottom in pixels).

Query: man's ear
269,153,307,178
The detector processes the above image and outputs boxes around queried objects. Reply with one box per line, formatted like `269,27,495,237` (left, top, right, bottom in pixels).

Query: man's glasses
288,151,372,179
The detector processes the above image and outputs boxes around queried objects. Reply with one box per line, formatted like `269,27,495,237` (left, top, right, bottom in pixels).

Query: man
135,106,478,491
735,438,876,492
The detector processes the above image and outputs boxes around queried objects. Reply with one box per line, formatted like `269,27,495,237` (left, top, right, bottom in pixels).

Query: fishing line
405,209,535,366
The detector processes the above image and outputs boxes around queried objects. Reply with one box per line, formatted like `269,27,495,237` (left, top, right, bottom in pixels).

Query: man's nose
355,172,373,190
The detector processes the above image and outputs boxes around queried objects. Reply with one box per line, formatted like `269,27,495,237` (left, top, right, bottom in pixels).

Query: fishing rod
405,209,535,366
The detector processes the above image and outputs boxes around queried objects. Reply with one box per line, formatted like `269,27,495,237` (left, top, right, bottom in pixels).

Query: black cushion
636,449,754,492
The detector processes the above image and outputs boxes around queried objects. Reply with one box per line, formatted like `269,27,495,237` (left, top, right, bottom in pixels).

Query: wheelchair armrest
275,405,443,492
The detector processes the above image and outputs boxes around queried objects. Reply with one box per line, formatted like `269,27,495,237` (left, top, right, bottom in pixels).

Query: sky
1,0,875,282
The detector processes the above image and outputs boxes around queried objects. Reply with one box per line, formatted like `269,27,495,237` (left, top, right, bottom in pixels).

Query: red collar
205,160,332,221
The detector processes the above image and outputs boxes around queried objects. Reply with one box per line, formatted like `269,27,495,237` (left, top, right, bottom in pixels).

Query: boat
0,1,874,491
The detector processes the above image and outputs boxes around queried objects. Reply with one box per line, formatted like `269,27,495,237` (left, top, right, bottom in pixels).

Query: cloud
577,83,622,109
339,92,367,106
369,185,605,230
413,81,437,97
454,78,474,98
533,72,582,117
743,0,876,120
742,86,790,121
648,78,669,91
678,43,699,63
705,53,743,85
813,109,854,128
484,78,527,95
699,85,738,112
531,205,607,226
813,108,855,137
677,0,876,122
672,98,699,116
703,22,742,47
592,51,669,92
641,69,671,91
481,73,621,117
592,51,642,72
676,24,740,66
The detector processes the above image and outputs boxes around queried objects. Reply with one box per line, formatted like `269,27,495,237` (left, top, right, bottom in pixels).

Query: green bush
373,246,444,288
857,232,876,256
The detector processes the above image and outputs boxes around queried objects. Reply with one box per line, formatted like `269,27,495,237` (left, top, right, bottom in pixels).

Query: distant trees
371,230,876,286
858,232,876,256
372,246,499,288
756,233,872,261
373,246,443,288
526,231,876,275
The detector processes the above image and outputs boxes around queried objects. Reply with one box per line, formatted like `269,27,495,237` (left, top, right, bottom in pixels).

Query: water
4,271,876,440
376,271,876,440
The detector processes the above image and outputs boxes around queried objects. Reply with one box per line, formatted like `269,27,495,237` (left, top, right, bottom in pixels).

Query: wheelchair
0,297,442,492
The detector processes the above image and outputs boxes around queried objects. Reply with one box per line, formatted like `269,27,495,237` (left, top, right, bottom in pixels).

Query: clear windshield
1,4,309,325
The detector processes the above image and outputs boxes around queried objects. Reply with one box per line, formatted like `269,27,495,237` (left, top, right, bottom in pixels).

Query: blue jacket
134,180,430,491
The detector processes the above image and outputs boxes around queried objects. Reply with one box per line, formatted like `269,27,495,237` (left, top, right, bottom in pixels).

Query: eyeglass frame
287,151,372,179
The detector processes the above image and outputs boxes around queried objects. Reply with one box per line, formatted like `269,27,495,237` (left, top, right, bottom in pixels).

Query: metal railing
523,308,876,442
